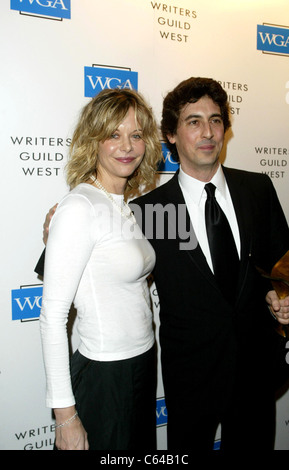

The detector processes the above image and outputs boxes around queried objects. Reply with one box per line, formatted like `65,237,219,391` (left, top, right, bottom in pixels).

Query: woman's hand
54,407,89,450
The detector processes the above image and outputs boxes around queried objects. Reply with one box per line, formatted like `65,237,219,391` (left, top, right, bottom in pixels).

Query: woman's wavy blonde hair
66,88,162,193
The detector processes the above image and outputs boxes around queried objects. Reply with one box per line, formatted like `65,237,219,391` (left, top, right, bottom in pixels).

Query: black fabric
205,183,240,304
34,248,45,277
70,347,157,451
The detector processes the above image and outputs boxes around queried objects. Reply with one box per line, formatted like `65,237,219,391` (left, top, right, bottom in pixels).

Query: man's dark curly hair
161,77,231,158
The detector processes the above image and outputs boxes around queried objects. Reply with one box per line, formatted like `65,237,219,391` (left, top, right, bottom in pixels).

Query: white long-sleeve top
40,183,155,409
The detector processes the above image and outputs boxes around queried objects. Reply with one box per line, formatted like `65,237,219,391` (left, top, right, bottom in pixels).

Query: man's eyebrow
184,113,201,121
184,112,223,122
210,113,223,119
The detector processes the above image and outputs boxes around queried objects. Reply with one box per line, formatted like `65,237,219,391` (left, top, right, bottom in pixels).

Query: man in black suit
132,77,289,451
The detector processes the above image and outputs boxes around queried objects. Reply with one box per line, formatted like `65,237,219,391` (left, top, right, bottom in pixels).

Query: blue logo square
157,143,179,173
12,286,43,321
84,66,138,97
257,24,289,56
11,0,71,20
156,397,167,427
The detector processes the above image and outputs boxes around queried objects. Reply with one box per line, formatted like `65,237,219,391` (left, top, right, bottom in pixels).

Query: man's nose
202,121,213,139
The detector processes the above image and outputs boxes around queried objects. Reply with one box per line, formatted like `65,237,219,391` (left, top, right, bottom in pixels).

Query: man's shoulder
223,165,271,187
132,175,177,206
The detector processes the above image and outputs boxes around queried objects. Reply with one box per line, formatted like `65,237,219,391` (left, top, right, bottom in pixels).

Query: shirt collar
178,164,227,205
210,165,227,200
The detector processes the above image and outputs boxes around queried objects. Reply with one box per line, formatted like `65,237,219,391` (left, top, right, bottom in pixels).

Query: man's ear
167,133,176,144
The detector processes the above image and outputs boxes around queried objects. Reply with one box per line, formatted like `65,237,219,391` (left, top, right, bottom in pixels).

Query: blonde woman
39,89,162,450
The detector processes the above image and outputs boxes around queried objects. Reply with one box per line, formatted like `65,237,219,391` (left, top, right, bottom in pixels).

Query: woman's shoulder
62,183,107,207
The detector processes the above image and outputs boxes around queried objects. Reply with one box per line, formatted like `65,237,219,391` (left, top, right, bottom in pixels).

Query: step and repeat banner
1,0,289,450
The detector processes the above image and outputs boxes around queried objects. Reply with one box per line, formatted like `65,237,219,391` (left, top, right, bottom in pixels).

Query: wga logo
11,285,43,321
11,0,71,20
257,23,289,56
84,65,138,98
157,142,180,173
156,397,167,427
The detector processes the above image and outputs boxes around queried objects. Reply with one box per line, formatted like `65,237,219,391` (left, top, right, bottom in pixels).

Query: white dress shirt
178,165,240,272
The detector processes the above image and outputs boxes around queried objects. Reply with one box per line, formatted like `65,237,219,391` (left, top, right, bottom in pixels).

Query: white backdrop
1,0,289,450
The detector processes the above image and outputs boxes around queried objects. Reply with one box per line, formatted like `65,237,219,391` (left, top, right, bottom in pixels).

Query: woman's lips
116,157,136,163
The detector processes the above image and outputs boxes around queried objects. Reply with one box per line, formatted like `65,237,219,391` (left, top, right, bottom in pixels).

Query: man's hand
43,204,58,245
266,290,289,325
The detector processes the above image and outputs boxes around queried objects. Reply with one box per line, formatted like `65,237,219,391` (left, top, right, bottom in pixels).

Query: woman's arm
40,194,96,449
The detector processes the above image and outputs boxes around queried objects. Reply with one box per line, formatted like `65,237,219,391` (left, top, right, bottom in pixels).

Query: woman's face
96,107,145,192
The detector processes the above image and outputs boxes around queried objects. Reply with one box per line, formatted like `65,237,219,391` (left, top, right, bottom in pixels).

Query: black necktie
205,183,239,303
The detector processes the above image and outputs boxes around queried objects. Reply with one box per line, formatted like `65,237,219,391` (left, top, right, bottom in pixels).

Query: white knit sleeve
40,193,96,409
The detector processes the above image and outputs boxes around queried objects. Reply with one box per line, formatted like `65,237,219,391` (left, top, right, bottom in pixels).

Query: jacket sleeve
34,249,46,277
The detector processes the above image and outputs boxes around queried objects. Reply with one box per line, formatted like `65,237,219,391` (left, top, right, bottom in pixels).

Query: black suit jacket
131,167,289,413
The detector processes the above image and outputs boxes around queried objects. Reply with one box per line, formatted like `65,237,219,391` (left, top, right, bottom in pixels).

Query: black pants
166,391,276,452
70,346,157,450
164,349,277,452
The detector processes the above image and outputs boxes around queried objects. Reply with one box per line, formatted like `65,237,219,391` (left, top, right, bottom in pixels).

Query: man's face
167,95,225,180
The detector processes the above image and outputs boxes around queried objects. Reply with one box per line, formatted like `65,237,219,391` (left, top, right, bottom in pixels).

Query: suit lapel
222,167,253,258
162,173,219,289
222,167,254,300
